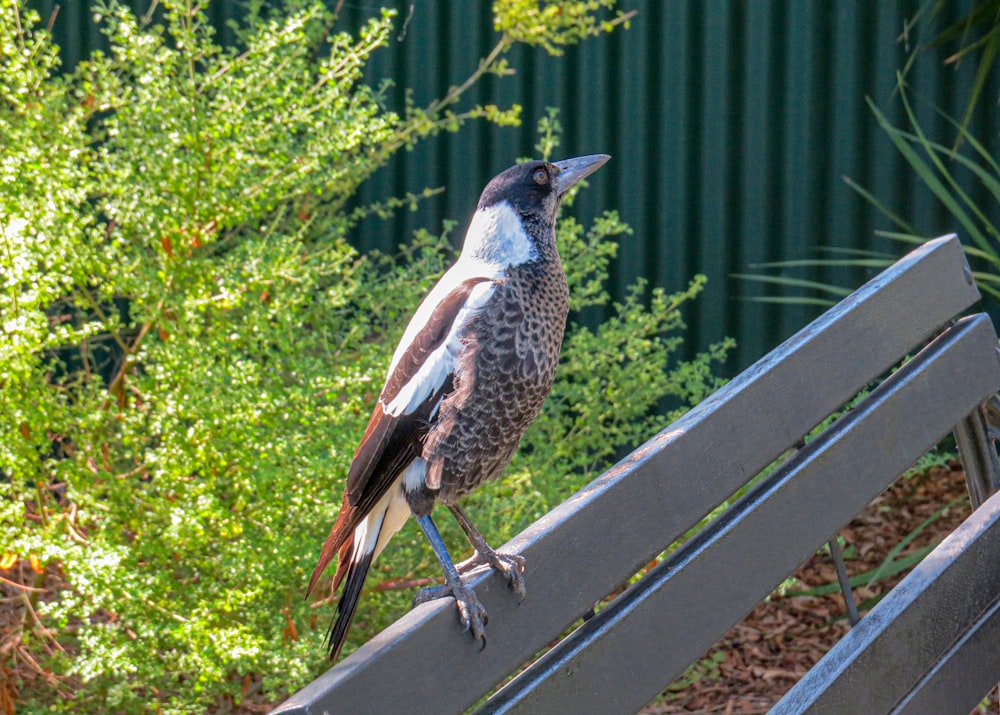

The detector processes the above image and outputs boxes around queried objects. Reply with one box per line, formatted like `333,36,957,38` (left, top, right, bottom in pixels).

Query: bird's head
462,154,610,268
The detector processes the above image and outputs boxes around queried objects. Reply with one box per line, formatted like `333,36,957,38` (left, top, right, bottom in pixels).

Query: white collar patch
461,201,538,268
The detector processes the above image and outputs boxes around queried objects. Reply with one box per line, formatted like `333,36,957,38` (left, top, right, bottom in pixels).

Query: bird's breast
419,260,569,501
480,261,569,385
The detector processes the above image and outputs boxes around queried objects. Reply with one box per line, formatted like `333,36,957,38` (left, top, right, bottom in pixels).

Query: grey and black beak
554,154,611,196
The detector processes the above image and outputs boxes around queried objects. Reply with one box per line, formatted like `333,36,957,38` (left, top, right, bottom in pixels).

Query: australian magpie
308,154,611,661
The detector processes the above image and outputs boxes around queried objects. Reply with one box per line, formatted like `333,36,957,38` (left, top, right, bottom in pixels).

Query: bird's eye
532,168,548,185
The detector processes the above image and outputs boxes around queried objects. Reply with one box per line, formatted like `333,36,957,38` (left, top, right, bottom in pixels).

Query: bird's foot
457,549,526,600
412,578,489,647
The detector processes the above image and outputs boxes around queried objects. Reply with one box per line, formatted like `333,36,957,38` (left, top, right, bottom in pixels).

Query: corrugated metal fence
30,0,1000,371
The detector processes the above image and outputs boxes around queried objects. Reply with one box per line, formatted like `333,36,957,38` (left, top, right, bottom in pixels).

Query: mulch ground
642,462,999,714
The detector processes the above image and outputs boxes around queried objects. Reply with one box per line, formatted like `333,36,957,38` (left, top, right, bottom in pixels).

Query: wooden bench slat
772,488,1000,715
480,314,1000,715
894,595,1000,715
274,235,981,715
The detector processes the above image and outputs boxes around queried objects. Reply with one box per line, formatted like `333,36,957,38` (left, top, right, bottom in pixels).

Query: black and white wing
307,267,495,590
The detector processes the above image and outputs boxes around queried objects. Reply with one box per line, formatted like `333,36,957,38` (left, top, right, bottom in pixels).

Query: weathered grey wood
273,235,980,715
894,598,1000,715
771,488,1000,715
480,314,1000,715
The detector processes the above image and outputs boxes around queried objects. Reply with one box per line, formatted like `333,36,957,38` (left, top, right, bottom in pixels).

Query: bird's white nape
462,201,538,269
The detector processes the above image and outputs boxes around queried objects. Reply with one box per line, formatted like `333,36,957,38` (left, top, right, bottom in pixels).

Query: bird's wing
308,273,495,594
348,274,495,504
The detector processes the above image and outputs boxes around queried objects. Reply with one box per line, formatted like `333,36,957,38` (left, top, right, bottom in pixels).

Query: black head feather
477,155,610,221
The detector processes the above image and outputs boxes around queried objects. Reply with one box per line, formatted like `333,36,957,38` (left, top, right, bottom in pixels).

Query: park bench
274,233,1000,715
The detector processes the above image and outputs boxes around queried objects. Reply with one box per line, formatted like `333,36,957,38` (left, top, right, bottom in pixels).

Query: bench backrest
274,234,1000,715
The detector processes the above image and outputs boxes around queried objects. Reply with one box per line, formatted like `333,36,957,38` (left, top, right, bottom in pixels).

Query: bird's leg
412,514,489,646
448,505,526,599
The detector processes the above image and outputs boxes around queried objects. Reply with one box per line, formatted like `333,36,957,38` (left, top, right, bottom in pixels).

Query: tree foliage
1,1,727,711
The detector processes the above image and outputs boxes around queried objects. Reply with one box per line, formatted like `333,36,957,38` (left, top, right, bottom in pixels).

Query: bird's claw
458,550,527,600
412,578,488,647
453,581,489,647
410,546,526,649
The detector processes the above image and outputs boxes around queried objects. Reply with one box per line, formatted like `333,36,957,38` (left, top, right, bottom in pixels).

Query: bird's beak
554,154,611,196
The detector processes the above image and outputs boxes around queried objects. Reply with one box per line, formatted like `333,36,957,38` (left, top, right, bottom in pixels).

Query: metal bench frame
275,234,1000,715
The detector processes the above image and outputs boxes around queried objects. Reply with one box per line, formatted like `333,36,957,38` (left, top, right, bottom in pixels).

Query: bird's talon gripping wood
498,554,528,600
449,503,527,597
457,550,527,599
452,581,488,640
307,154,610,661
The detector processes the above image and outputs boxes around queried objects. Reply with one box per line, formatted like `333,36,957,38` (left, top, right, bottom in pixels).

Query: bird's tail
309,488,410,661
325,537,374,661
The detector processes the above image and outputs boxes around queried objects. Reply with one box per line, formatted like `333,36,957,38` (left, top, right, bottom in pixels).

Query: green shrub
1,2,727,712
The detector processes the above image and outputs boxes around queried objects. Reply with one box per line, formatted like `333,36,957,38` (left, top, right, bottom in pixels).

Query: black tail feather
326,549,375,661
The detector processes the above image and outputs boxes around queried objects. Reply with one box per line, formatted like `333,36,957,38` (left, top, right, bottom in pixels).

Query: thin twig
19,590,66,654
45,4,60,33
0,576,46,594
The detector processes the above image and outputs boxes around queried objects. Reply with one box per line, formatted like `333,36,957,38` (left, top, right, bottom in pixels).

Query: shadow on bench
274,234,1000,715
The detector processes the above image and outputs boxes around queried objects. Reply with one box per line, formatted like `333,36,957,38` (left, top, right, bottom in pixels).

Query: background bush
0,1,729,711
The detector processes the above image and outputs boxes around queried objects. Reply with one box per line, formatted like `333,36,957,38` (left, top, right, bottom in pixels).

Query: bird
307,153,611,661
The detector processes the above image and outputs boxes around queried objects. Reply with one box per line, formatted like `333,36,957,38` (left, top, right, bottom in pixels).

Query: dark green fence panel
29,0,1000,371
